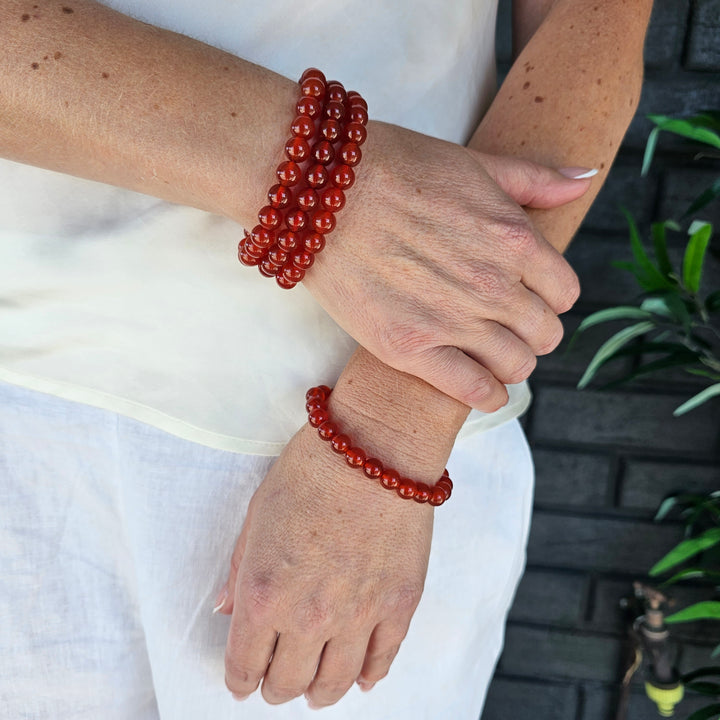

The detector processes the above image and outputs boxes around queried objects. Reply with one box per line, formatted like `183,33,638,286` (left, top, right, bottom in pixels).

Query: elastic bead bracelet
239,69,368,289
305,386,453,507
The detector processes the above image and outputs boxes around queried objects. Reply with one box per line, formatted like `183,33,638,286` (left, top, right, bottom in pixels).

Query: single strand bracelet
305,386,453,506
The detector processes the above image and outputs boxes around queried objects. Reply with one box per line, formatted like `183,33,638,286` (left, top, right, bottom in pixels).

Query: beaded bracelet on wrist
305,386,453,507
239,68,368,289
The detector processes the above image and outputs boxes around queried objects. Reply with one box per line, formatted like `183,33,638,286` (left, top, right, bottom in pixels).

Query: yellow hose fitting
644,681,684,717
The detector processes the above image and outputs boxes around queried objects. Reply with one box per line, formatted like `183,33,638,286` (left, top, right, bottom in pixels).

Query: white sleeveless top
0,0,530,455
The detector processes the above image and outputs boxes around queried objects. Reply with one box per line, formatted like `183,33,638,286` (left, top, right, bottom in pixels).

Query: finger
478,153,595,209
224,582,279,699
215,506,254,616
357,620,408,690
408,346,509,411
261,633,325,705
306,637,369,708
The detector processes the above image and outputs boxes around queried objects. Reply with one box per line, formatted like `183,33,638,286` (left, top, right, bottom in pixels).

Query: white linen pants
0,381,533,720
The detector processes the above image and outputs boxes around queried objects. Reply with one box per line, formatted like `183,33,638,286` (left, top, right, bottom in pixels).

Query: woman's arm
218,0,654,708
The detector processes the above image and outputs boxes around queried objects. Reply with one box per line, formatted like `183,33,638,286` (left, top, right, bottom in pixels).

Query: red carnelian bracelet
239,69,368,289
305,386,453,506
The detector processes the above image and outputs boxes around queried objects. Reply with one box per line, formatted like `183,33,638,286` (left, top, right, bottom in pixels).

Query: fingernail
357,680,376,692
212,585,229,614
232,692,249,702
558,167,598,179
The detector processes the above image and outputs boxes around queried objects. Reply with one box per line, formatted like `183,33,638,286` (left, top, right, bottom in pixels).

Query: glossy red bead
306,164,329,189
285,209,308,232
251,225,275,248
267,246,289,265
305,399,324,413
318,421,339,440
306,386,329,402
259,258,279,277
320,118,341,142
345,447,366,468
258,205,282,229
330,434,350,454
413,482,431,504
243,241,267,260
313,140,335,165
297,188,318,211
276,161,301,186
339,143,361,166
317,385,332,396
397,479,417,499
312,211,336,234
380,470,400,489
296,96,321,118
308,408,330,428
291,115,315,138
292,251,315,269
238,247,260,266
304,232,325,253
331,165,355,189
277,230,300,252
320,187,345,212
326,81,347,104
300,67,327,85
349,105,369,126
363,458,383,479
347,91,368,110
300,76,325,100
285,136,310,162
428,487,446,507
275,275,297,290
325,100,346,122
268,183,291,209
281,263,305,283
345,122,367,145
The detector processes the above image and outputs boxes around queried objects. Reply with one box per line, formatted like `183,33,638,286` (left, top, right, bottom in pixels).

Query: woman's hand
304,120,591,411
215,422,436,709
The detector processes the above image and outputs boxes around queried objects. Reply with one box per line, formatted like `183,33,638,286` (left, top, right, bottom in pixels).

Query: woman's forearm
331,0,653,465
0,0,294,222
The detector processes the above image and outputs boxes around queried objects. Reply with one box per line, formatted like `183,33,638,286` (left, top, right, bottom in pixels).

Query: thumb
479,154,597,209
213,504,254,616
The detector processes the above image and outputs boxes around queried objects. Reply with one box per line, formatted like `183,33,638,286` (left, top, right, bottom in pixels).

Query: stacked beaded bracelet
239,68,368,289
305,386,454,507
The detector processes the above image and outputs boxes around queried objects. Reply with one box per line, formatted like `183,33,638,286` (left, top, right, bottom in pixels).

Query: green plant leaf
642,126,661,176
684,178,720,218
623,208,674,291
687,703,720,720
648,115,720,149
714,645,720,659
640,295,691,327
650,527,720,575
666,601,720,624
655,495,680,521
651,222,675,277
600,351,703,389
684,668,720,683
674,383,720,416
577,321,655,389
576,307,654,332
687,368,720,382
707,291,720,314
683,222,713,294
661,567,720,586
687,681,720,697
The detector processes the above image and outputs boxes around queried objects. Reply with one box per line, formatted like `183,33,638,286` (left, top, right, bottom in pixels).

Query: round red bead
285,209,308,232
332,165,355,189
428,488,446,507
339,143,361,166
363,458,383,479
313,211,336,234
320,118,341,142
397,479,417,499
318,421,339,440
268,246,289,265
304,233,325,253
305,399,324,413
330,434,350,454
301,76,325,100
308,408,329,427
281,263,305,283
345,122,367,145
275,275,297,290
259,258,279,277
306,386,329,402
285,136,310,162
313,140,335,165
326,81,347,104
413,482,431,504
349,106,369,126
380,470,400,489
345,447,366,468
268,184,291,209
238,247,260,266
320,187,345,212
325,100,346,122
306,164,329,189
347,92,368,110
292,251,314,269
277,230,300,252
297,188,319,211
258,205,282,229
291,115,315,138
296,96,321,118
277,161,301,186
317,385,332,396
243,241,266,260
300,68,327,85
251,226,275,248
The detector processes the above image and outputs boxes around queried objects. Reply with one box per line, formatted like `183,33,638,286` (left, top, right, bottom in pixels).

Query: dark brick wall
482,3,720,720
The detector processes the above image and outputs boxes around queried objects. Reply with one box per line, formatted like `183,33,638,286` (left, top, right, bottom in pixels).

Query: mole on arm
61,6,74,14
21,13,30,21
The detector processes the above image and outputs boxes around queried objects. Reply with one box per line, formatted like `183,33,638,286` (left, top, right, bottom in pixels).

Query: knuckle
470,262,512,300
292,596,333,634
502,217,537,258
242,574,280,621
385,582,423,615
503,354,537,384
462,373,497,406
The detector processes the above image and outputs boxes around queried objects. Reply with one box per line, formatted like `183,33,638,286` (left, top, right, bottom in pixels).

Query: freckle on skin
43,55,49,60
520,140,525,146
534,96,544,103
523,81,530,89
21,13,30,21
231,111,237,117
600,162,606,169
61,6,74,14
54,51,62,60
31,62,39,69
102,72,109,78
597,78,602,85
